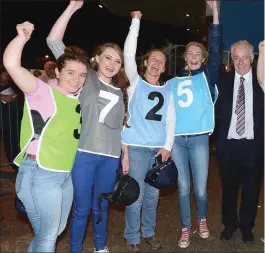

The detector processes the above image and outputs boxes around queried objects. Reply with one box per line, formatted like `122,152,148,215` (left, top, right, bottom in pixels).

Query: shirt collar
235,69,252,83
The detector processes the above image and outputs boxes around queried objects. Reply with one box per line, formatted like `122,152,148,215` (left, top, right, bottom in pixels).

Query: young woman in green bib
3,21,89,252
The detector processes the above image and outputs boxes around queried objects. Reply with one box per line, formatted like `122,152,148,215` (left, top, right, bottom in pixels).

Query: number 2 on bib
98,90,119,123
178,80,193,107
145,91,164,121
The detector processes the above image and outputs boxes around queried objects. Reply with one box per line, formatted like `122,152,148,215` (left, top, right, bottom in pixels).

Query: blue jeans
15,158,73,252
124,146,160,245
70,151,119,252
171,135,209,228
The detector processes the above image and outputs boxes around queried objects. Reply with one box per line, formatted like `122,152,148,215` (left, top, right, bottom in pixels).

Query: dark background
0,0,202,69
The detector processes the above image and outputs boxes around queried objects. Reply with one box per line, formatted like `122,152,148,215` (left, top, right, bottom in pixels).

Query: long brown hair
91,43,130,127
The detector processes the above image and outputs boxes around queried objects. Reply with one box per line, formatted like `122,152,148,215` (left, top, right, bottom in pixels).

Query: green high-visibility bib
14,86,81,172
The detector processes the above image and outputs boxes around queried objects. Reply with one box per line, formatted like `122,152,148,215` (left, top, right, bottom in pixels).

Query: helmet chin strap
184,65,192,77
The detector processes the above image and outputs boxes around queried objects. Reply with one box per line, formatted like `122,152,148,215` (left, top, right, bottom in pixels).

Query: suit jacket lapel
227,72,235,121
252,73,260,130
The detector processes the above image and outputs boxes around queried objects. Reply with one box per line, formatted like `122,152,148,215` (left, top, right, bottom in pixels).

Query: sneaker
126,244,140,252
94,246,110,253
178,227,192,249
197,218,210,239
142,236,162,250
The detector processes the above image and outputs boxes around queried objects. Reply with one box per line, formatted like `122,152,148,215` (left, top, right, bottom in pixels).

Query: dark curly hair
57,47,90,72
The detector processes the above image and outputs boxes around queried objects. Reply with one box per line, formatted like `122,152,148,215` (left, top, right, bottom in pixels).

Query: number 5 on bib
178,80,193,107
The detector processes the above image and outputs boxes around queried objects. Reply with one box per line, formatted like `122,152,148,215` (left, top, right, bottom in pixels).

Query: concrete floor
0,155,264,252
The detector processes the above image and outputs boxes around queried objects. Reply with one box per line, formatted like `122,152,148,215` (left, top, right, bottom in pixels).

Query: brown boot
127,244,140,252
142,236,162,250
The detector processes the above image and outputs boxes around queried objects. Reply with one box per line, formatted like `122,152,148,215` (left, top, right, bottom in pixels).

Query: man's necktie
235,77,245,136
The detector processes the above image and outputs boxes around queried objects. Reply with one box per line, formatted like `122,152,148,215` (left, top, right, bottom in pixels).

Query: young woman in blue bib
122,11,176,252
167,0,221,248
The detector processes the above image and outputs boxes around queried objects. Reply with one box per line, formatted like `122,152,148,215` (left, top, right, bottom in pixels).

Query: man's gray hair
231,40,254,60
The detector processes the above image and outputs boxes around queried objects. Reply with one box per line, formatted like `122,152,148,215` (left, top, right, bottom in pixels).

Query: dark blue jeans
70,151,119,252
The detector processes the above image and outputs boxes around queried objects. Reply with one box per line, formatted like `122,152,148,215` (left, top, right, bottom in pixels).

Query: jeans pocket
15,169,24,194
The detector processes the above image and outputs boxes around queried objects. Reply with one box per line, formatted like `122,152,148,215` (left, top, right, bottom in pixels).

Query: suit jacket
215,71,264,160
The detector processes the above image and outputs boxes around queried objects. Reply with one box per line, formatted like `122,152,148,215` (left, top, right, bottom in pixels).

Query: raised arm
257,40,264,91
3,22,36,93
124,11,142,95
207,0,219,25
206,0,221,96
47,0,83,60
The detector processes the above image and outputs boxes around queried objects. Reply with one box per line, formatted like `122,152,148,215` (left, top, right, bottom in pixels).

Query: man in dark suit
215,40,264,243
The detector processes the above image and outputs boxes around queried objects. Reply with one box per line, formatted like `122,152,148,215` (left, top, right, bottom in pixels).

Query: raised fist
16,21,34,42
206,0,218,13
69,0,84,11
131,11,142,20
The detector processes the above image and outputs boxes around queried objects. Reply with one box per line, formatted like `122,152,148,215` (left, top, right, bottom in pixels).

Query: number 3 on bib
178,80,193,107
73,104,81,139
98,90,119,123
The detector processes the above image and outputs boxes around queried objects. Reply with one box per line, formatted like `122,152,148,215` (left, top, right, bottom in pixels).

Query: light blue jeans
15,158,73,252
171,134,209,228
124,146,160,245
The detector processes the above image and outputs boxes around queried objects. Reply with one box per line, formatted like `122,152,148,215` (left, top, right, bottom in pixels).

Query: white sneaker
197,218,210,239
178,227,192,249
94,246,110,253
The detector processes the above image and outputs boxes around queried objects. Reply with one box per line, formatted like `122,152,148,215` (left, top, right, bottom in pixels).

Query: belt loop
26,154,37,160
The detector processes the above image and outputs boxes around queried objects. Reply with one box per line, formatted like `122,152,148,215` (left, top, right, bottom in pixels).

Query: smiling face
144,50,166,78
56,60,87,94
95,47,122,83
232,44,253,76
185,45,205,71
